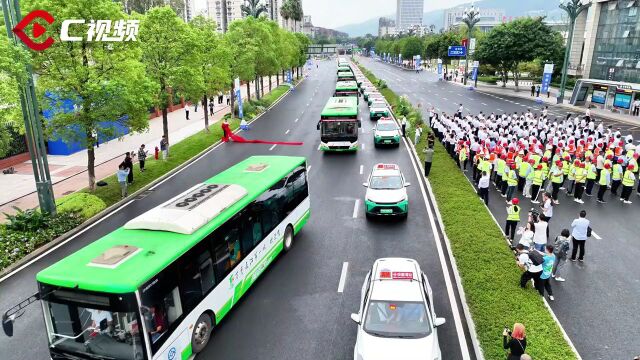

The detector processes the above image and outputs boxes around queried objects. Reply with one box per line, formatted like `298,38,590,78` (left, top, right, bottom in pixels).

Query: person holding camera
503,323,527,360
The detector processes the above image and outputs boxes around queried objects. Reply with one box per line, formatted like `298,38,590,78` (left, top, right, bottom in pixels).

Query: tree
279,0,292,31
139,6,198,149
423,31,461,73
240,0,267,18
225,18,261,108
0,34,29,158
476,18,562,88
293,33,310,78
290,0,303,32
401,36,424,64
125,0,185,18
28,0,154,190
188,16,232,131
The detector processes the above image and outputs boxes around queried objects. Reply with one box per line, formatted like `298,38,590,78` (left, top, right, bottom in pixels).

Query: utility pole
558,0,591,104
2,0,56,214
462,5,480,86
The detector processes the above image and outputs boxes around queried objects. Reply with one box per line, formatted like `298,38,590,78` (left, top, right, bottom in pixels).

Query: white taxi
363,164,409,218
351,258,445,360
373,119,400,146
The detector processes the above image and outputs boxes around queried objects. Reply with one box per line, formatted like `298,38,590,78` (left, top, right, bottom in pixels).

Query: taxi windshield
376,123,396,131
363,300,432,338
370,175,403,190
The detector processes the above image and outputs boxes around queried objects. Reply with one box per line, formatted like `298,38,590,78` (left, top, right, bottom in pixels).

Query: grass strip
358,63,577,360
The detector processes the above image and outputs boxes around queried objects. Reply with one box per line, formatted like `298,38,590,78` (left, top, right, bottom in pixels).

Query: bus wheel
191,313,213,354
283,225,294,252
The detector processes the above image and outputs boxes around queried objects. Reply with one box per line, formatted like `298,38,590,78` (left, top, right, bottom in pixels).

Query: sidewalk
0,76,281,218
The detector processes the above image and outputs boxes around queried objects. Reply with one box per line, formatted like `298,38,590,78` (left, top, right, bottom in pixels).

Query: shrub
0,211,82,271
478,76,499,85
56,192,107,220
3,207,49,232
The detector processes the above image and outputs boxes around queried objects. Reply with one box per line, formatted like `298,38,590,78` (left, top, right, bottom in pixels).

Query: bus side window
241,205,263,254
284,166,308,214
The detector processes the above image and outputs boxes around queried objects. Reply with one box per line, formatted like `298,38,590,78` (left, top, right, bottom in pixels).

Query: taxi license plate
384,140,391,144
380,209,393,214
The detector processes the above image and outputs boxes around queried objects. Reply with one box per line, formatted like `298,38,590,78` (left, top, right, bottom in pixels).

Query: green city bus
337,71,356,82
337,65,352,74
317,97,361,152
27,156,310,360
334,81,360,102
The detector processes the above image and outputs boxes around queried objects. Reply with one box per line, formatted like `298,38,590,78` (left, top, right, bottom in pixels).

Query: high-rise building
184,0,194,21
443,7,505,33
396,0,424,31
565,0,640,83
378,17,396,37
207,0,243,32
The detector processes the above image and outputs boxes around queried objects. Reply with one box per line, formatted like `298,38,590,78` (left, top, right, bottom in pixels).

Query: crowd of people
429,106,634,303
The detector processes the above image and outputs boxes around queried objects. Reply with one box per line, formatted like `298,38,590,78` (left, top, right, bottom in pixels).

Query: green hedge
358,63,577,360
56,193,106,220
477,76,499,85
1,211,82,272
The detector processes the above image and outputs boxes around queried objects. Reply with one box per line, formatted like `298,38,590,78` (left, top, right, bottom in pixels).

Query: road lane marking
359,165,364,174
295,118,299,123
481,103,487,106
285,129,290,134
269,144,277,151
307,165,312,174
497,108,503,112
337,262,349,293
442,97,448,101
592,231,602,240
352,199,360,218
457,94,463,97
362,143,365,150
514,102,520,105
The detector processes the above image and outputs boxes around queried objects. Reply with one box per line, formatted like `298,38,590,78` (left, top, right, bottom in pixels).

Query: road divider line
359,165,364,174
285,129,290,134
497,108,503,112
269,144,277,151
481,103,487,106
337,262,349,293
307,165,312,174
362,143,366,150
592,231,602,240
295,118,299,123
352,199,360,218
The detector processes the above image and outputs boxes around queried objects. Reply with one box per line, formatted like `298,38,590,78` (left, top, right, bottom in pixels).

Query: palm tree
291,0,303,32
280,0,292,31
241,0,267,18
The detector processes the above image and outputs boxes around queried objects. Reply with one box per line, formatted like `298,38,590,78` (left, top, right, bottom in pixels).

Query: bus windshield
321,121,358,137
42,292,145,360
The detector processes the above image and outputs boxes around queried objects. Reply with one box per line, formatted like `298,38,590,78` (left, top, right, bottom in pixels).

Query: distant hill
335,0,564,37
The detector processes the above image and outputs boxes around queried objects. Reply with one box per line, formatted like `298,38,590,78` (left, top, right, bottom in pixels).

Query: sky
193,0,472,29
303,0,471,29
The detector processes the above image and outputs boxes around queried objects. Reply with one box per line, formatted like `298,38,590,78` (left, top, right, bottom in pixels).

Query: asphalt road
361,56,640,360
0,59,474,360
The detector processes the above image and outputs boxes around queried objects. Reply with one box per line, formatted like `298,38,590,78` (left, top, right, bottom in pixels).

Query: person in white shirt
478,171,490,205
532,214,549,251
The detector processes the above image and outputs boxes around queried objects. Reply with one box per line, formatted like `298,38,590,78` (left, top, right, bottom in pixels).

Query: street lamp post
2,0,57,214
462,5,480,86
558,0,591,104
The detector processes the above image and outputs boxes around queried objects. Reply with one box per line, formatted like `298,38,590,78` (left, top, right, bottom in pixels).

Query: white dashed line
337,262,349,293
295,118,299,123
443,97,448,101
269,144,277,151
514,102,520,105
481,103,488,106
592,231,602,240
352,199,360,218
307,165,312,174
285,129,290,134
359,165,364,174
497,108,503,112
362,143,366,150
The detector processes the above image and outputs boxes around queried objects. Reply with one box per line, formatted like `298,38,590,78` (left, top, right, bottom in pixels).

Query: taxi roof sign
379,270,414,280
376,164,399,170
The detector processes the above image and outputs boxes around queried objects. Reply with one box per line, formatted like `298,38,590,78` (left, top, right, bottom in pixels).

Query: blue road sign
448,46,466,57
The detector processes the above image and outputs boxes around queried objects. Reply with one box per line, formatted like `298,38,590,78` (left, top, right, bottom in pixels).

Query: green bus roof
337,65,351,71
338,71,354,78
36,156,307,293
321,97,358,117
335,81,358,91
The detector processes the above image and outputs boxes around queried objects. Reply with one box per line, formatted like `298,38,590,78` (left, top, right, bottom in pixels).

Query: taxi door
421,272,435,317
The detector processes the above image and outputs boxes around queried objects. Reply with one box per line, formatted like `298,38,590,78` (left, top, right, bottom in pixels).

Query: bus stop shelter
570,79,640,115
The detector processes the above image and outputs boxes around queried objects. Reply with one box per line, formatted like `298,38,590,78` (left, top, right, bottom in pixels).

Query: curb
0,79,304,280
